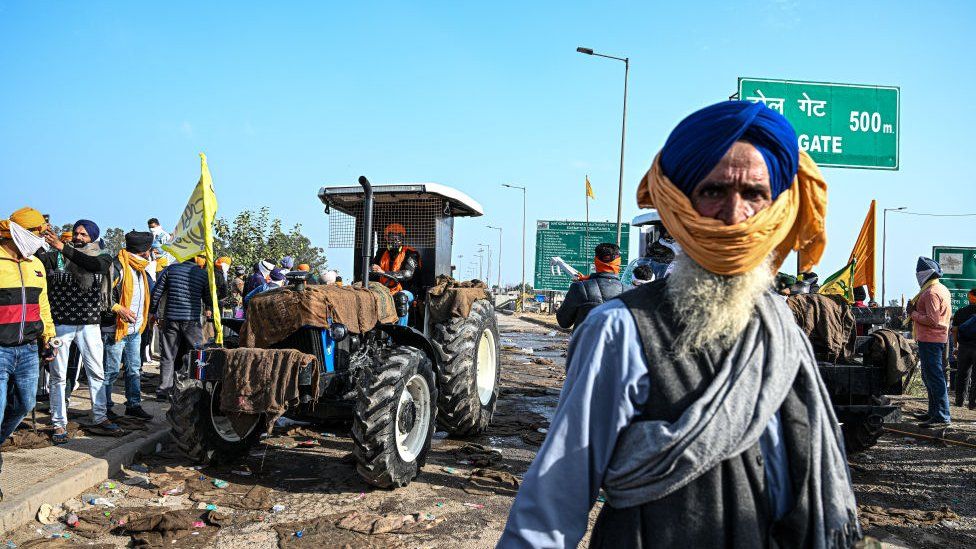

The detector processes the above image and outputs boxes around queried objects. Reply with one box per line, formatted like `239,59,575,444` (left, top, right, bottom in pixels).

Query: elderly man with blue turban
499,101,859,549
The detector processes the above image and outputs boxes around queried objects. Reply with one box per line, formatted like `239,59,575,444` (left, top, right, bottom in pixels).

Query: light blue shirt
498,300,794,549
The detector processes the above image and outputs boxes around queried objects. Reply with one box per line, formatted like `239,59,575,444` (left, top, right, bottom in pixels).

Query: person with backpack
951,288,976,409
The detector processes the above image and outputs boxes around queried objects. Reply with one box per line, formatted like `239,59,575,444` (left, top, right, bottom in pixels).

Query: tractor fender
376,324,440,373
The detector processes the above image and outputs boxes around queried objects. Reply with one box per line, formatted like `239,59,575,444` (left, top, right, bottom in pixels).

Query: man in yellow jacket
0,207,55,501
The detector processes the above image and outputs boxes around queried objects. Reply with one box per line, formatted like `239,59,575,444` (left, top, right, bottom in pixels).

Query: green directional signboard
932,246,976,312
534,220,629,292
738,78,899,170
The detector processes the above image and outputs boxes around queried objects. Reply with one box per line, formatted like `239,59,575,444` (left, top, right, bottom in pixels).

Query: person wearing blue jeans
909,257,953,427
100,231,154,421
0,206,57,500
918,342,951,425
0,343,41,472
102,332,150,419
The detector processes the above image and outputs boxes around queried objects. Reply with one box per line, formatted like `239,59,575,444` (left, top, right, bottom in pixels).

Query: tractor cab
318,182,484,329
622,210,674,285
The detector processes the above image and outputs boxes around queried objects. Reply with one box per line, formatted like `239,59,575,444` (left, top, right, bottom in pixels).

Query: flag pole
199,153,223,345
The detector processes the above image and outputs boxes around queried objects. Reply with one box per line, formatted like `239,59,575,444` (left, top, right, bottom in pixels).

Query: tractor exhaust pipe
359,176,374,286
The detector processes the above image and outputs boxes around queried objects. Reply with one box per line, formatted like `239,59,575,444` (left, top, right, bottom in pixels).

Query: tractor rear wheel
431,299,501,436
167,377,264,464
352,345,437,488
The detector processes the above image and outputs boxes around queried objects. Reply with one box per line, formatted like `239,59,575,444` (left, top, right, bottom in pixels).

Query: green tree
214,207,327,272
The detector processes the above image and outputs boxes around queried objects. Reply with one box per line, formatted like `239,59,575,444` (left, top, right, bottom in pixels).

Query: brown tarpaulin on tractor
427,275,489,325
240,282,397,348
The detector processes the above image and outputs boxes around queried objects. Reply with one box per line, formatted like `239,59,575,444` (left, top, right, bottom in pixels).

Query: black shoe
968,403,976,411
911,412,930,421
106,409,122,421
125,406,153,421
956,399,965,408
920,420,951,428
154,391,171,402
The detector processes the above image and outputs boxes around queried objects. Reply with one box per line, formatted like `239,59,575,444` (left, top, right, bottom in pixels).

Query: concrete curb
0,426,171,533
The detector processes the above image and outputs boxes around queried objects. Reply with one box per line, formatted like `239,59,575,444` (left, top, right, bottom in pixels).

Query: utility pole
502,184,527,308
480,243,492,288
577,46,629,246
488,225,502,290
882,206,906,306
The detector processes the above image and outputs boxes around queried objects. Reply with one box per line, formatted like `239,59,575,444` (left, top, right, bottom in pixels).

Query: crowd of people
0,211,340,499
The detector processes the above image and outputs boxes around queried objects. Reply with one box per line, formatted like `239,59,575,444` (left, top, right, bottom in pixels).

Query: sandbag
427,275,490,325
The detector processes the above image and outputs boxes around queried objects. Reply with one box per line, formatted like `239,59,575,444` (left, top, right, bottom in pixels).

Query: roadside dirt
9,316,976,548
4,315,583,548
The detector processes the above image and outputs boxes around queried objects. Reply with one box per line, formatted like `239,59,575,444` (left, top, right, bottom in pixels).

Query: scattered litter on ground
432,431,450,439
36,504,59,525
271,504,286,513
859,504,961,528
335,510,443,535
454,443,503,467
465,468,520,496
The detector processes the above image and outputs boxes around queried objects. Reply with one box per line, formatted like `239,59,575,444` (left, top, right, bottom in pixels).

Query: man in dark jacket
100,231,154,421
149,256,209,398
952,288,976,409
556,243,624,330
40,219,120,440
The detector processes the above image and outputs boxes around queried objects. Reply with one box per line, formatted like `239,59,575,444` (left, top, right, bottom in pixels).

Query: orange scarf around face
636,149,827,276
578,256,621,280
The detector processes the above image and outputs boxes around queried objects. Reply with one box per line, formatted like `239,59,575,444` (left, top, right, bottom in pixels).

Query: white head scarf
9,221,46,259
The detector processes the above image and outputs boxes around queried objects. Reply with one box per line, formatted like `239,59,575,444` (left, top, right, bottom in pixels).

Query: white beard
665,253,775,355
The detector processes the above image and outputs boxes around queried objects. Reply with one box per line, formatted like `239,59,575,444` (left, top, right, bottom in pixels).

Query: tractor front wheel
167,377,264,464
352,345,437,488
431,299,501,436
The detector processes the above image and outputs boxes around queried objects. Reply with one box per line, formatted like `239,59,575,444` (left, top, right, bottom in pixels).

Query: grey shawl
603,293,859,548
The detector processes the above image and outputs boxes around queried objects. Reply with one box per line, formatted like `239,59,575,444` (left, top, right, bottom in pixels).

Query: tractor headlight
329,323,349,342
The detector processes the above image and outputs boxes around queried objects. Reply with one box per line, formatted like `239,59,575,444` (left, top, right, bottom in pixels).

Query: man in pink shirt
909,257,952,427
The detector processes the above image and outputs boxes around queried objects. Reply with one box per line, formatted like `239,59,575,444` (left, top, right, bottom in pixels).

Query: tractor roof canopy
319,183,484,218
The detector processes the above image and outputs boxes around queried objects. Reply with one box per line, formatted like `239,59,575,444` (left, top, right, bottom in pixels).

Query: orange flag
848,200,876,298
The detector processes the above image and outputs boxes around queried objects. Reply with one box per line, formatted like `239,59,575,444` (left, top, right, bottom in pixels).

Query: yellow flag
585,176,595,199
164,153,223,344
848,200,876,299
819,259,857,302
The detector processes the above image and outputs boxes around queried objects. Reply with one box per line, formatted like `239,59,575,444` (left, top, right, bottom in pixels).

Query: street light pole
577,46,629,247
487,225,502,290
882,206,906,306
479,243,492,287
502,184,527,310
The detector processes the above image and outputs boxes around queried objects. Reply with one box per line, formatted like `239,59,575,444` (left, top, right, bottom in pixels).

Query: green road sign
932,246,976,312
738,78,899,170
534,220,629,292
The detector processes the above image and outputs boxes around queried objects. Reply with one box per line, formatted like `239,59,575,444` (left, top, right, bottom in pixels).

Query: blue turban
73,219,100,241
916,257,942,286
280,256,295,269
660,101,799,199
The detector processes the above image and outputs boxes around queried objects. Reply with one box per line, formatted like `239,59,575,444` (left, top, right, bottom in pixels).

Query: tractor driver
370,223,421,325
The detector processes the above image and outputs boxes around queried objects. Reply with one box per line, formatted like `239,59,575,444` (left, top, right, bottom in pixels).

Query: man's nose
718,194,750,226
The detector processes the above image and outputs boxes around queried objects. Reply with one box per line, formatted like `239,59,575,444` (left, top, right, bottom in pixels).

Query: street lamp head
576,47,594,55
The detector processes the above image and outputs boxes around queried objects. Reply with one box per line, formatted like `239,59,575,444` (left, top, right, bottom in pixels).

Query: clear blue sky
2,1,973,302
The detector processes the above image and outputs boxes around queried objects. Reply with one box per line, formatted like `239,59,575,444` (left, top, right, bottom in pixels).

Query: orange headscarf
637,150,827,276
